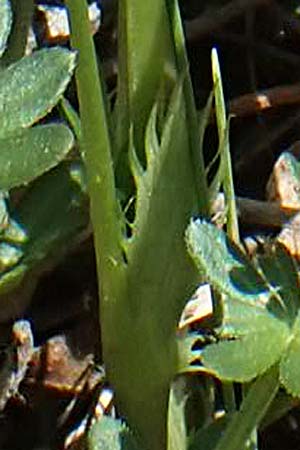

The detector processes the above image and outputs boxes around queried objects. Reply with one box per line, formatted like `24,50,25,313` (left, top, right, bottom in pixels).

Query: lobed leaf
0,124,74,190
108,75,201,448
220,295,276,336
185,219,270,305
256,243,300,324
0,161,89,322
0,0,11,58
15,161,88,267
202,313,289,382
280,310,300,397
127,102,160,242
0,47,76,137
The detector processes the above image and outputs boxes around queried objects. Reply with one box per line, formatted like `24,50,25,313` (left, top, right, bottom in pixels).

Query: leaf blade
0,124,74,189
0,47,76,137
185,219,269,304
280,310,300,396
202,313,289,382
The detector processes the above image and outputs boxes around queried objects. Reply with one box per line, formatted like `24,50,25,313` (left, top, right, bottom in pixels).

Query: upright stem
67,0,125,291
214,365,280,450
212,48,240,244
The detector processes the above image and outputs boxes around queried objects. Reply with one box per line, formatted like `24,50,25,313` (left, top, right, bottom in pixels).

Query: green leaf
0,47,76,137
104,77,201,449
88,416,138,450
188,416,231,450
261,389,295,429
67,1,209,449
0,124,74,190
0,0,12,58
256,243,300,324
280,310,300,396
202,313,289,382
0,161,89,322
219,296,266,338
116,0,176,150
18,161,88,266
185,219,269,305
212,366,280,450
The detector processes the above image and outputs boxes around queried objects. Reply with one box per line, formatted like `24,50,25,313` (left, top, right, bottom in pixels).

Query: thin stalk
117,0,175,149
222,382,237,415
66,0,125,299
59,96,81,141
213,365,280,450
211,48,240,244
167,0,209,213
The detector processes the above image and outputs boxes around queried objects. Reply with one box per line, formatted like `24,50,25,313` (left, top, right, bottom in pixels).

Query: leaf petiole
213,365,280,450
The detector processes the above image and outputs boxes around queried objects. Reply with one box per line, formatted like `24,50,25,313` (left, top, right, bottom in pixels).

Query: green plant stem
222,382,237,414
60,97,81,141
167,0,209,213
117,0,175,150
67,0,123,261
68,3,208,450
213,365,280,450
66,0,126,317
211,48,239,244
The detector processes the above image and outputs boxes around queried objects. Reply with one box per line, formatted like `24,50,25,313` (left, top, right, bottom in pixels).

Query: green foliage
0,161,89,321
211,49,238,242
67,0,210,449
15,162,88,267
0,1,76,189
88,417,139,450
185,219,269,303
0,48,76,137
201,312,288,382
280,311,300,396
211,366,280,450
188,416,230,450
0,0,87,318
185,218,300,396
0,124,73,190
67,1,300,450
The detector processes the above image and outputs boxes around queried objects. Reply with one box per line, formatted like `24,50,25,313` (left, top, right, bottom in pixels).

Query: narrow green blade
280,310,300,397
